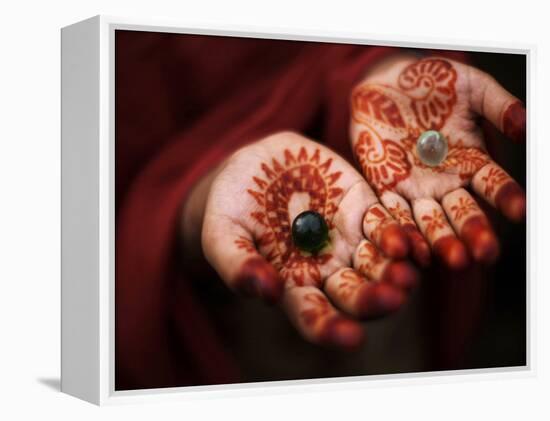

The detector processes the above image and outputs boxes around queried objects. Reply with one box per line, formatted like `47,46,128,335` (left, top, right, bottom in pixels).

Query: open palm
202,132,417,349
350,57,526,269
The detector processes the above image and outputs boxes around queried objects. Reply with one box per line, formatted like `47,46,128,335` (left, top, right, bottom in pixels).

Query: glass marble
416,130,448,167
291,210,329,253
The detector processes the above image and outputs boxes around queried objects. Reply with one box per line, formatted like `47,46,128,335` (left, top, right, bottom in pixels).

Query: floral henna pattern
450,197,478,222
352,85,407,130
352,58,489,196
246,147,344,287
439,144,489,180
421,209,447,239
387,202,415,226
482,166,509,197
351,83,412,194
354,130,411,194
397,58,457,131
401,137,490,180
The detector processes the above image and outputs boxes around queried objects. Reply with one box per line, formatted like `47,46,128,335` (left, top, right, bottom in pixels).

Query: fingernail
502,101,526,143
402,224,431,267
433,235,469,270
461,216,500,264
495,182,526,222
380,224,410,259
235,257,284,304
356,282,405,318
322,316,365,351
383,261,419,291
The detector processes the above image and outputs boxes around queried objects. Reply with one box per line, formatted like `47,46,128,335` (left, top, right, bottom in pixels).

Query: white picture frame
61,15,534,406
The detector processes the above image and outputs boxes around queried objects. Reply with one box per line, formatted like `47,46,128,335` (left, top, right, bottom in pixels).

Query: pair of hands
189,55,526,350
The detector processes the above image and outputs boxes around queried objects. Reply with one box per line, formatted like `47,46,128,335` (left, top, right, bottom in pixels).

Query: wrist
180,165,222,259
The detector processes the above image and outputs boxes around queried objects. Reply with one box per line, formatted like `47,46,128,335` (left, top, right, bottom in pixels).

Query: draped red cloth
115,31,469,390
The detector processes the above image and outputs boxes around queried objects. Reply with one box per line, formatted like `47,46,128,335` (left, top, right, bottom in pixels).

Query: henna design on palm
202,132,417,349
245,146,342,287
397,59,457,130
351,57,526,269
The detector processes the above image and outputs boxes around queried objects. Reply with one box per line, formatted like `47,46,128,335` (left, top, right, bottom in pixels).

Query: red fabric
115,31,469,390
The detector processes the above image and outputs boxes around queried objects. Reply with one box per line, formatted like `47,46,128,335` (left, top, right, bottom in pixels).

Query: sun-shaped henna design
246,147,344,287
397,58,457,131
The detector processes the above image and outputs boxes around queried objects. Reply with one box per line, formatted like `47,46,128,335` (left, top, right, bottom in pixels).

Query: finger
380,191,431,267
353,239,418,291
324,268,405,319
202,219,284,303
363,203,410,258
471,161,526,222
282,286,364,350
469,67,526,143
412,198,469,270
441,188,500,263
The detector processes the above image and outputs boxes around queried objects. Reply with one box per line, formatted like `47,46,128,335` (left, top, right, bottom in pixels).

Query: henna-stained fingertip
461,216,500,263
235,257,284,304
356,282,406,319
383,261,419,291
502,101,526,144
402,224,431,267
495,182,526,222
433,235,469,270
321,316,365,351
380,224,410,259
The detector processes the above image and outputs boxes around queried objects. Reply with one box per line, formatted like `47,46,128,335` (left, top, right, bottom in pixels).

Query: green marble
291,210,329,253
